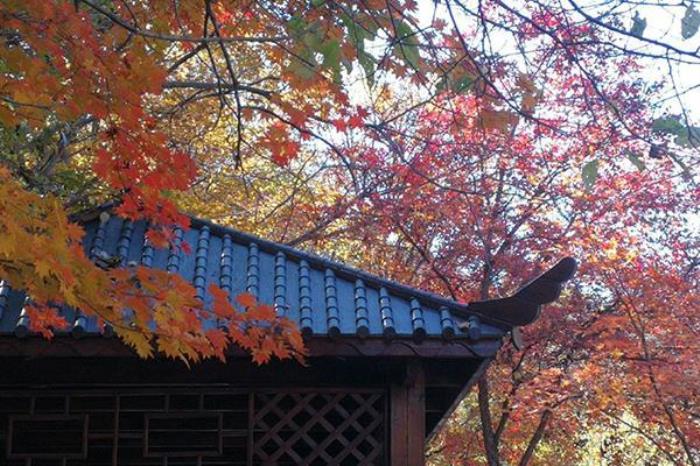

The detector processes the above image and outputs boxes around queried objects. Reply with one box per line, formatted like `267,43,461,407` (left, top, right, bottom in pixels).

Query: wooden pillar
390,359,425,466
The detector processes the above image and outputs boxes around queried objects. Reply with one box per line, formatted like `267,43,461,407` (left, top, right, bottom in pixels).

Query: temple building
0,209,575,466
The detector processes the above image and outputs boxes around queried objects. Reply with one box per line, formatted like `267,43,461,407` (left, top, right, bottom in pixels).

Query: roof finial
460,257,577,328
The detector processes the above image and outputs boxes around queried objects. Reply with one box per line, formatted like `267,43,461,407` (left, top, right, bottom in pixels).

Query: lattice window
144,413,223,457
7,415,88,459
0,388,248,466
0,387,387,466
252,390,386,466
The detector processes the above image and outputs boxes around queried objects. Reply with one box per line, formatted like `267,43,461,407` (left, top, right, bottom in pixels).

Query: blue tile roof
0,211,508,341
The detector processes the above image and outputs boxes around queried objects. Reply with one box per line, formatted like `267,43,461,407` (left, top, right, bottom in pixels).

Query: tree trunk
478,376,500,466
518,409,551,466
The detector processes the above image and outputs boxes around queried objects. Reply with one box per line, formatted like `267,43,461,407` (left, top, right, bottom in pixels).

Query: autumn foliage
0,166,303,362
0,0,330,362
0,0,436,360
1,0,698,464
337,93,698,464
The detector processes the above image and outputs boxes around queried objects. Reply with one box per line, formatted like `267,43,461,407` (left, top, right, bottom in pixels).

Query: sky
411,0,700,120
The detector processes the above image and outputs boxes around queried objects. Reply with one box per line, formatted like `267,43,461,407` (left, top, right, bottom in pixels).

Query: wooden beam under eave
0,335,503,359
425,358,493,444
391,359,426,466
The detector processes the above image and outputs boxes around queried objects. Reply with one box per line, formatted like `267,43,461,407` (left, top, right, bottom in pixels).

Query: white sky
411,0,700,120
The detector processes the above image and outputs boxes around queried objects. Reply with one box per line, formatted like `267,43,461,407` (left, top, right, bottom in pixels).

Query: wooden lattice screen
0,386,387,466
252,391,385,466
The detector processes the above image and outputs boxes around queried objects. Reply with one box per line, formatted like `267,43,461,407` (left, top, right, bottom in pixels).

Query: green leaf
451,74,474,93
674,126,700,147
340,13,369,49
340,13,379,85
652,116,685,135
311,0,326,7
630,11,647,38
358,49,376,87
582,160,599,190
625,150,646,171
652,116,700,147
303,28,325,51
436,78,447,93
320,40,340,65
289,49,317,81
320,39,342,83
393,20,420,69
682,5,700,39
287,15,306,37
0,58,10,74
437,73,475,94
288,16,323,49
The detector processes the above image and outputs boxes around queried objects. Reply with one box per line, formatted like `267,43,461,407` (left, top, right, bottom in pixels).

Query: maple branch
644,349,698,465
167,43,208,72
199,18,229,116
489,0,667,158
602,410,683,466
244,105,357,178
286,206,349,247
367,124,481,197
613,278,699,466
77,0,287,44
204,0,244,163
567,0,700,60
445,0,563,135
517,409,551,466
494,346,532,443
393,222,459,300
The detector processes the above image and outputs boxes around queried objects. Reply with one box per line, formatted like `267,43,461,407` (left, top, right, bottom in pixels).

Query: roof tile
0,213,509,341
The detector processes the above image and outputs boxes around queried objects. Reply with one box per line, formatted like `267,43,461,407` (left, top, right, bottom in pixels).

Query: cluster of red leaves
0,0,350,362
0,0,426,363
0,0,194,242
332,80,698,462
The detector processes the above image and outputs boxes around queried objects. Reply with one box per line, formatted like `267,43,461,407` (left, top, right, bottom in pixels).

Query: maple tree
307,14,698,465
0,0,431,360
367,97,698,465
1,0,699,463
322,97,698,463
